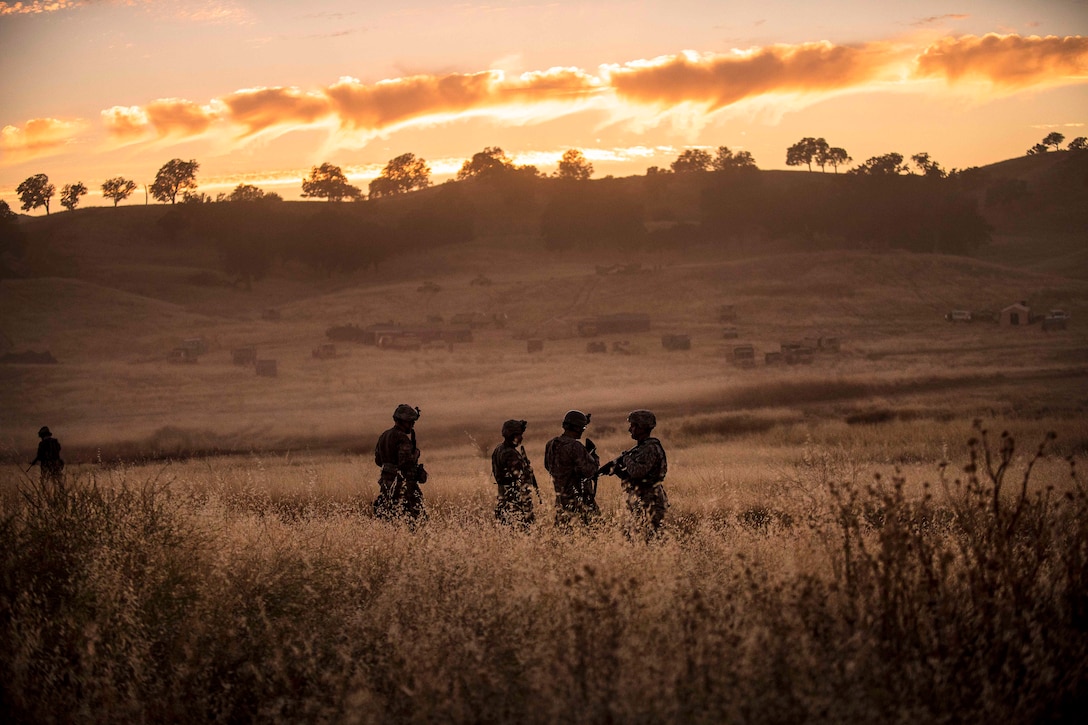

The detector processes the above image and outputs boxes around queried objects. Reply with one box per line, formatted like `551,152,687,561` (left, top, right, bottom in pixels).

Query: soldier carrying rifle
29,425,64,488
544,410,600,529
599,410,669,539
374,404,428,522
492,419,540,530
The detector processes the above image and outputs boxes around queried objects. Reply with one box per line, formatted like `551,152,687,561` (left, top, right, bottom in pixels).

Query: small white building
1001,302,1031,326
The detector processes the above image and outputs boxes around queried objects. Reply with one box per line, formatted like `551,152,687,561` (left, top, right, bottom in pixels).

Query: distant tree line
12,133,1086,283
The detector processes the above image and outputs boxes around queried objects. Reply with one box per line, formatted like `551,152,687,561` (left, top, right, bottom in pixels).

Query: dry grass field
1,188,1087,721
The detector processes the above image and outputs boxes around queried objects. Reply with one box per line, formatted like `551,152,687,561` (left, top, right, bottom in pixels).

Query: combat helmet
38,426,52,438
562,410,591,431
627,409,656,430
393,404,421,422
502,419,527,439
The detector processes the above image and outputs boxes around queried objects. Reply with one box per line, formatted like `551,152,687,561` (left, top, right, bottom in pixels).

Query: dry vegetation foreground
0,420,1086,723
2,225,1088,720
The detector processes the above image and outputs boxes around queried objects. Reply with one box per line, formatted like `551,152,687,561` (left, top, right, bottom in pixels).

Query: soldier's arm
622,444,662,480
496,447,522,483
577,444,600,477
396,435,419,477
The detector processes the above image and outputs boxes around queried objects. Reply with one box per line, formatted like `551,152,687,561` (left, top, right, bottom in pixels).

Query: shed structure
1001,302,1031,326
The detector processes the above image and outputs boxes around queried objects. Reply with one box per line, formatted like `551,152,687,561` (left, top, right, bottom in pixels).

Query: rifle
581,438,601,514
520,445,542,503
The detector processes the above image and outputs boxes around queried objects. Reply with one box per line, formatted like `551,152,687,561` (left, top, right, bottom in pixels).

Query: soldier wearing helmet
492,419,539,530
599,409,669,538
373,404,427,522
544,410,601,528
29,425,64,487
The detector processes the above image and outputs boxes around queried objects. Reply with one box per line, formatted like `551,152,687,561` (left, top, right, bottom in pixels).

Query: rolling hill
1,152,1086,459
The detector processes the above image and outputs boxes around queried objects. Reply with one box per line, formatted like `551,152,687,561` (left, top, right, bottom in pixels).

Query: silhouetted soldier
374,404,427,522
544,410,600,528
30,425,64,487
600,410,669,539
492,419,539,530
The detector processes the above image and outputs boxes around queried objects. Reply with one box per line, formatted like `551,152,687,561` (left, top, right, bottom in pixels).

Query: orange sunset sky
1,0,1086,211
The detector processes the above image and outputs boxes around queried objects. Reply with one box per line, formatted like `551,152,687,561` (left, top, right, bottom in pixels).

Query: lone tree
60,182,87,211
16,173,55,215
301,163,361,202
555,149,593,180
457,147,515,180
670,148,713,173
101,177,137,207
150,159,199,204
712,146,757,172
823,147,852,173
786,137,829,171
369,153,432,198
1043,132,1066,151
1069,136,1088,151
224,181,274,201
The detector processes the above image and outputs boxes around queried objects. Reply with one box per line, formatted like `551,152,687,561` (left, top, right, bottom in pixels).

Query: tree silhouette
301,163,362,202
555,149,593,180
369,153,432,198
1043,132,1065,151
1026,143,1049,156
670,149,713,173
711,146,758,172
16,174,55,215
849,153,908,176
228,184,273,202
150,159,199,204
0,199,26,274
457,147,515,180
60,182,87,211
101,177,137,207
824,147,852,173
1069,137,1087,151
910,153,946,178
786,137,829,171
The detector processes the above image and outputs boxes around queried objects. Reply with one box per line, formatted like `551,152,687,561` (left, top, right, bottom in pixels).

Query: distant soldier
492,419,540,529
29,425,64,487
374,404,428,522
544,410,600,528
599,410,669,539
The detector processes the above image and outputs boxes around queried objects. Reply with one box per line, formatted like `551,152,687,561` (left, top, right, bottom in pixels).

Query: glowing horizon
1,1,1085,211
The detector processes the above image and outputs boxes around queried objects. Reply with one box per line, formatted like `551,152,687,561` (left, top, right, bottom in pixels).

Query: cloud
912,14,969,27
43,32,1087,163
101,106,151,140
604,42,908,110
326,67,601,131
143,98,221,137
0,1,251,22
914,34,1088,88
221,87,332,135
0,117,85,158
0,1,83,15
326,71,505,130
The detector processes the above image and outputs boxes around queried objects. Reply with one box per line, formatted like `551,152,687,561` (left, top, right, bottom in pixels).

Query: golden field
1,169,1087,721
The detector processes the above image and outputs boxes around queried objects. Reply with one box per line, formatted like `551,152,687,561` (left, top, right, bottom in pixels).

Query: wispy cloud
0,0,251,23
221,87,331,135
0,117,86,160
101,98,221,140
3,33,1085,165
0,0,82,15
914,33,1088,88
912,14,969,27
604,41,909,110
